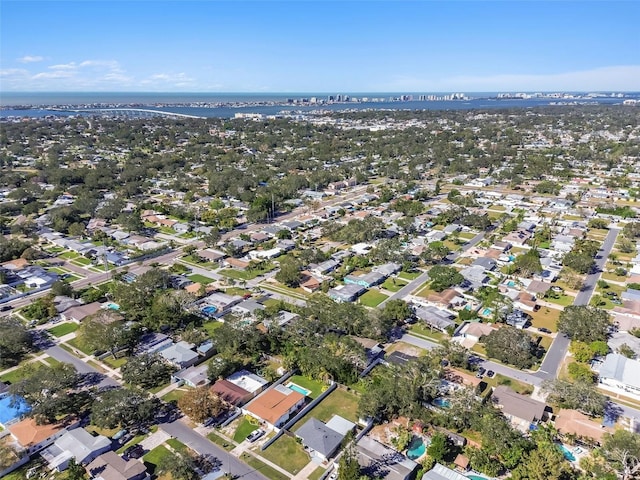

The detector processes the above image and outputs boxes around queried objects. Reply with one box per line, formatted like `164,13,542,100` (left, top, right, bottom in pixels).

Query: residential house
8,417,78,455
299,271,322,293
471,257,497,271
351,336,385,364
201,292,243,317
598,353,640,400
514,292,538,312
455,322,497,345
460,265,490,289
554,409,614,445
248,248,282,260
413,305,456,332
310,259,340,277
505,309,529,329
244,384,306,429
61,302,102,322
87,451,149,480
172,364,210,388
355,435,418,480
158,341,199,369
328,284,366,303
344,271,386,288
226,370,268,397
422,464,468,480
503,230,532,247
231,299,265,318
491,386,547,431
41,428,111,471
373,262,402,277
296,416,355,462
426,289,466,309
223,257,250,270
211,380,254,406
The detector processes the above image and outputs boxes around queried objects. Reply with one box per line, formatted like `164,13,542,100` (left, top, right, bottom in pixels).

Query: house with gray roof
373,262,402,277
87,451,148,480
422,463,468,480
296,417,353,461
328,284,366,303
598,353,640,400
491,386,548,431
460,265,490,289
344,271,385,288
413,305,456,332
41,428,111,471
356,436,418,480
471,257,497,271
158,341,199,368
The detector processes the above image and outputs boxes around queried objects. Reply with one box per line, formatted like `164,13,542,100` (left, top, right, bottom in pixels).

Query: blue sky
1,1,639,92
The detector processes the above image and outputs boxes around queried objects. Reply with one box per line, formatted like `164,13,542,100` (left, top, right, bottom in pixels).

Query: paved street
536,227,620,380
45,345,119,388
160,421,268,480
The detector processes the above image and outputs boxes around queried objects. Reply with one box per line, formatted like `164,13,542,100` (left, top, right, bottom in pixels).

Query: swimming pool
506,280,516,287
285,382,311,396
0,394,31,424
202,305,218,316
406,436,426,460
466,475,491,480
482,308,493,316
558,444,576,462
105,302,120,310
432,397,451,408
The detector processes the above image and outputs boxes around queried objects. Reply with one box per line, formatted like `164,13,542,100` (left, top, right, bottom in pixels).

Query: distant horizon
3,90,639,95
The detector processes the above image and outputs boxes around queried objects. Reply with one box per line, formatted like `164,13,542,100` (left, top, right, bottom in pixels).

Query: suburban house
426,289,466,309
158,341,199,369
328,284,366,303
461,266,490,289
244,384,306,429
310,259,340,276
413,305,456,332
422,463,469,480
598,353,640,400
231,299,265,318
355,435,418,480
344,271,386,288
505,309,529,329
87,451,149,480
296,415,355,462
211,369,268,407
41,428,111,471
454,322,497,346
61,302,102,323
554,409,614,445
172,364,210,388
491,386,548,431
8,417,78,455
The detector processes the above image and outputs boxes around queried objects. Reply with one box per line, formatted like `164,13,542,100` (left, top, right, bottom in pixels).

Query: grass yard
234,417,259,442
398,270,421,280
601,271,628,283
42,356,62,367
415,282,437,299
219,263,276,281
224,287,252,296
289,375,326,399
162,388,190,403
207,431,235,450
528,307,561,332
459,232,477,240
381,277,408,292
187,274,215,284
65,274,81,282
71,257,92,266
292,388,359,430
409,323,447,343
358,289,388,307
202,320,223,336
259,435,310,475
0,364,41,384
166,438,188,454
309,467,328,480
544,293,574,307
260,283,309,300
47,322,79,337
143,445,171,475
102,356,128,369
66,337,95,355
240,453,289,480
59,251,79,259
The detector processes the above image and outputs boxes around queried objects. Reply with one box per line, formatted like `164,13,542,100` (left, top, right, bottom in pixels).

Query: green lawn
288,375,326,399
47,322,79,337
219,263,275,281
309,467,327,480
102,356,128,369
415,282,437,298
59,251,79,259
292,388,359,431
162,388,190,403
143,445,171,475
544,293,574,307
71,257,92,265
528,307,561,332
66,337,95,355
65,274,81,282
166,438,188,454
260,283,309,300
202,320,223,336
0,364,41,384
259,435,310,475
409,323,447,343
234,417,259,442
398,270,422,280
358,290,388,307
381,277,408,292
240,453,289,480
207,431,235,450
187,273,215,284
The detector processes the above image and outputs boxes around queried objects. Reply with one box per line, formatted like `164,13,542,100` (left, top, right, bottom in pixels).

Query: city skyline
1,1,639,93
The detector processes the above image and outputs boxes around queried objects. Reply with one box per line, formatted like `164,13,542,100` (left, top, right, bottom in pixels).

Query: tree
67,457,87,480
338,434,361,480
121,353,174,389
558,306,610,343
275,256,302,287
177,387,226,423
9,363,83,423
157,451,198,480
0,317,32,367
541,379,607,417
483,327,538,369
511,426,576,480
91,388,160,429
597,430,640,480
379,299,411,327
77,312,140,357
567,362,595,383
51,280,74,297
428,265,463,292
427,432,452,463
513,249,543,278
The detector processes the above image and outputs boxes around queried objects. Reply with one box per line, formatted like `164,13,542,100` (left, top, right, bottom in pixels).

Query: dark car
486,370,495,378
124,444,144,459
476,367,486,378
0,305,13,312
538,327,552,334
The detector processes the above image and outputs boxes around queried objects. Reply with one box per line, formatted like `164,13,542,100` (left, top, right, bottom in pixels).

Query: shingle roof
296,418,343,457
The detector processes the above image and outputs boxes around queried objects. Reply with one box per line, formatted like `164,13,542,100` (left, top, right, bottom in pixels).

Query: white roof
226,369,268,394
422,463,468,480
599,353,640,390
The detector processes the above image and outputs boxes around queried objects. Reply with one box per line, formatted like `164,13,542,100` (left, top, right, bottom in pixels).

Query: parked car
0,305,13,312
476,367,486,378
246,429,265,443
486,370,495,378
538,327,552,334
123,444,144,459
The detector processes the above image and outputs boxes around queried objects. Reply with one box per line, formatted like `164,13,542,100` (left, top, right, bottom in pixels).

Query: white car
246,429,265,443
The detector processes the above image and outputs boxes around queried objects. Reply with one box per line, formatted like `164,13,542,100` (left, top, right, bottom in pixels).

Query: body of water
1,92,634,119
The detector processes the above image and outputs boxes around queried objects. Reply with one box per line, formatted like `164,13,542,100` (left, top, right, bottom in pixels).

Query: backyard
288,375,326,399
292,388,359,430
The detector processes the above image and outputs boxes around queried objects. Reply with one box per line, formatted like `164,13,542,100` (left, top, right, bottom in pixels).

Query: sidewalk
292,461,322,480
139,430,172,452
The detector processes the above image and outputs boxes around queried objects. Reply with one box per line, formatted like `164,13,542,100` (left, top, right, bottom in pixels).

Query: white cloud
379,65,640,92
48,63,78,71
17,55,44,63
